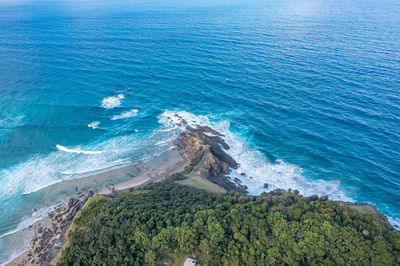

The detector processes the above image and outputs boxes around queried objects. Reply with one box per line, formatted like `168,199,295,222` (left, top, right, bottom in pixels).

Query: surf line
56,145,104,155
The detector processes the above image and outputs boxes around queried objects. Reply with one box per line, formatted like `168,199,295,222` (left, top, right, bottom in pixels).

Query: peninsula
11,115,400,265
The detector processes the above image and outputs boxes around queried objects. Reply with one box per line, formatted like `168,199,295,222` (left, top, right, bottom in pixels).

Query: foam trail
100,94,125,109
111,109,138,120
159,110,351,201
0,115,24,128
56,145,104,155
88,121,100,129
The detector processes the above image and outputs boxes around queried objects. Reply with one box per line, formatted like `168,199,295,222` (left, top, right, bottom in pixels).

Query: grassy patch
177,174,226,193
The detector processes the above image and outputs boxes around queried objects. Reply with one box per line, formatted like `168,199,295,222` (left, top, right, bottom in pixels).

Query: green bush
58,182,400,266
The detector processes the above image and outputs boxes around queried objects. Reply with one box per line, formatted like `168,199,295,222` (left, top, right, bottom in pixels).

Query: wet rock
233,177,241,184
67,198,74,209
240,172,246,176
263,183,269,189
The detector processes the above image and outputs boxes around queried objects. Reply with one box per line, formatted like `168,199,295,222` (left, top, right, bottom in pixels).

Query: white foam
159,110,351,201
100,94,125,109
88,121,100,129
0,205,55,239
56,145,104,155
388,217,400,230
0,128,174,199
155,136,175,147
111,109,138,120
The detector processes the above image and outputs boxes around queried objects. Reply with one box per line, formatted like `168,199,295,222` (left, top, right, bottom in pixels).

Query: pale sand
99,148,188,194
8,148,189,265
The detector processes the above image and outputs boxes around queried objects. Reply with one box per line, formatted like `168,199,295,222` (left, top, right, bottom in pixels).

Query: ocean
0,0,399,263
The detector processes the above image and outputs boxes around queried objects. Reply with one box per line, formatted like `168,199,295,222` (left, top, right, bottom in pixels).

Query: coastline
7,120,400,265
7,147,190,266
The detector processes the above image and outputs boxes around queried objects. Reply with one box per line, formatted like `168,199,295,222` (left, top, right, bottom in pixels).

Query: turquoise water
1,0,400,262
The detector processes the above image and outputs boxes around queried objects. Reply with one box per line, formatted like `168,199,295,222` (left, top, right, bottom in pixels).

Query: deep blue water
0,0,400,263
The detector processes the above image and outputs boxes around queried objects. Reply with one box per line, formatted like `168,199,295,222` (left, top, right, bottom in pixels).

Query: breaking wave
159,110,351,201
111,109,138,120
56,145,104,155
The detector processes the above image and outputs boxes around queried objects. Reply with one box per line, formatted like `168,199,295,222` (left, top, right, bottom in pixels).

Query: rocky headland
9,116,399,265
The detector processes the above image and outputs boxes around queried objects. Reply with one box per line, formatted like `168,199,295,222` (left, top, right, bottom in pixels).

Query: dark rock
233,177,241,184
307,195,319,202
320,195,328,201
67,198,74,209
240,172,246,176
176,121,247,194
263,183,269,189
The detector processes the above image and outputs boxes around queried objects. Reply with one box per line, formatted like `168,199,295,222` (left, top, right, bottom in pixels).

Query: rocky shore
10,192,93,266
173,114,248,193
9,118,398,265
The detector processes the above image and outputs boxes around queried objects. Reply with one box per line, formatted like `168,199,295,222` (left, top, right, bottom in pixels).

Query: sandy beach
99,148,188,194
8,147,189,266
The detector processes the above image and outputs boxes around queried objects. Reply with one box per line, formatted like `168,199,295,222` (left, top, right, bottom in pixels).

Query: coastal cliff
12,121,400,265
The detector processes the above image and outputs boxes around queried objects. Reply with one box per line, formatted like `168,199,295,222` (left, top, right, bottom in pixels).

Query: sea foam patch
88,121,100,129
100,94,125,109
111,109,138,120
159,110,351,201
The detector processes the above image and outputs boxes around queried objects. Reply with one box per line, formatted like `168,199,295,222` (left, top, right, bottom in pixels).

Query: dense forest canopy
57,179,400,265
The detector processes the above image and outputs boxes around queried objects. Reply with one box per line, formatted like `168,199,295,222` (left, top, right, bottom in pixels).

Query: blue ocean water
0,0,400,263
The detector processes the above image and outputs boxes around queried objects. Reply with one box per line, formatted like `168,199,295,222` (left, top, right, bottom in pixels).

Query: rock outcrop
12,193,92,266
173,115,247,193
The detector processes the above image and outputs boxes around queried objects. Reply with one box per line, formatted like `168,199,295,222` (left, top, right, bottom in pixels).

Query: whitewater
1,0,400,263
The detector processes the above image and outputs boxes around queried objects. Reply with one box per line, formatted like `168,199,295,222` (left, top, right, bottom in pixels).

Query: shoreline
7,147,190,266
6,119,400,265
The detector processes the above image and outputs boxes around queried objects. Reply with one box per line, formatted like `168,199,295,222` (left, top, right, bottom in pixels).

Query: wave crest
111,109,138,120
56,145,104,155
159,110,351,201
88,121,100,129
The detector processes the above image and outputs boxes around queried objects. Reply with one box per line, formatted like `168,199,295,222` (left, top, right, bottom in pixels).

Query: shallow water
1,0,400,263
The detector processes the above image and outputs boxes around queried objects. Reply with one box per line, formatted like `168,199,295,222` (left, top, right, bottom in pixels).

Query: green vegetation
57,180,400,265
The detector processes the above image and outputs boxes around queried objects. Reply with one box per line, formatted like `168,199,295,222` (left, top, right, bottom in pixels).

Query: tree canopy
57,181,400,265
